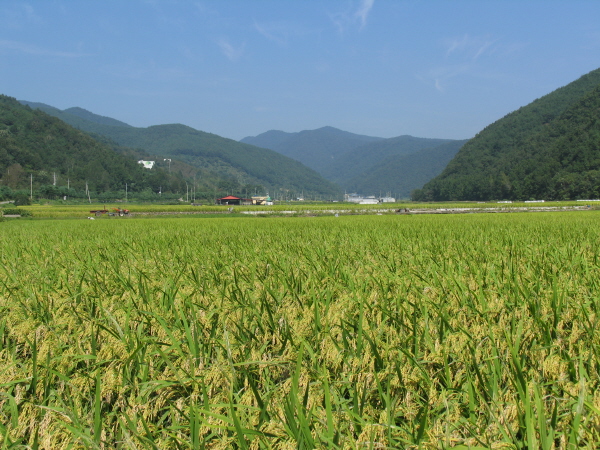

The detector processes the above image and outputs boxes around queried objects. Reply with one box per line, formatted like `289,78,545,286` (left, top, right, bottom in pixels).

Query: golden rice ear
1,212,598,448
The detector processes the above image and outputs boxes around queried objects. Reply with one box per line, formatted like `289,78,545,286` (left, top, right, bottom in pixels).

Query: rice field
1,212,599,449
9,199,595,219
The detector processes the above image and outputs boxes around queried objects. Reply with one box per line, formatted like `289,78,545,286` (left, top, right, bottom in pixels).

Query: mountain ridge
242,126,384,174
415,67,600,201
244,126,465,198
20,100,341,198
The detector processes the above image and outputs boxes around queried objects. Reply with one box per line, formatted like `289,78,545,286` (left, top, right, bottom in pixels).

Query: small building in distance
138,160,155,169
217,195,243,205
344,193,380,204
216,196,254,205
252,195,273,206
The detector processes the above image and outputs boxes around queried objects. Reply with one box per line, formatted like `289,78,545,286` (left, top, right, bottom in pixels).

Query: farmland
1,212,599,448
3,199,596,219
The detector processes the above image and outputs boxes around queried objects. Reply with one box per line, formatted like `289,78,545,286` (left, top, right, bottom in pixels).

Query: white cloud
330,0,375,34
355,0,375,30
218,38,245,62
418,63,472,93
254,21,288,46
419,34,508,93
444,34,498,60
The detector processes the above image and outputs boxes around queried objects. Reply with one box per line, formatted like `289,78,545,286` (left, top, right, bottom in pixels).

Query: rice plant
1,212,599,448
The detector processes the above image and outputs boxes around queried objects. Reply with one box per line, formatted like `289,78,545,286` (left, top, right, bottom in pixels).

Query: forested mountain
322,135,456,184
415,67,600,201
241,126,384,173
240,130,296,150
244,126,465,198
0,95,184,198
19,102,132,133
344,140,468,199
21,102,341,199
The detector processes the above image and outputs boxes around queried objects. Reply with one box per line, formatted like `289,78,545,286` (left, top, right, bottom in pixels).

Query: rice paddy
1,212,599,448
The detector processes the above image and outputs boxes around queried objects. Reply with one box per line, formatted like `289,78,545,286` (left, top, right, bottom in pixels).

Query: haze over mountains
19,101,341,199
243,128,466,198
241,127,384,171
8,66,600,202
20,99,468,200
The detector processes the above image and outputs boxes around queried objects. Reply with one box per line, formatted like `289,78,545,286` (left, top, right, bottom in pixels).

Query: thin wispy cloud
0,40,87,58
330,0,375,34
444,34,498,60
254,20,317,47
421,34,503,92
254,21,289,46
218,38,245,61
355,0,375,30
419,63,472,93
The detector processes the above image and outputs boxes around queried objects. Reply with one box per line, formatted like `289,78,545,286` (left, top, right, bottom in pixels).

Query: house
138,160,155,169
251,195,273,206
216,195,243,205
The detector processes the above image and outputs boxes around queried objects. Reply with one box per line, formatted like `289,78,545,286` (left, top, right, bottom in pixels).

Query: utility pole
125,183,128,202
30,174,33,200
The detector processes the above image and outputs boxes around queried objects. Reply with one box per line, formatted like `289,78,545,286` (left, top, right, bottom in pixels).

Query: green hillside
22,102,341,199
323,135,455,184
415,68,600,201
242,126,384,174
242,127,465,197
19,102,132,134
0,95,183,199
345,140,467,199
240,129,295,150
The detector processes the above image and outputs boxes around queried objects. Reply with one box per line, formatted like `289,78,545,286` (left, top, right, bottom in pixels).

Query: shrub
13,193,31,206
2,208,32,217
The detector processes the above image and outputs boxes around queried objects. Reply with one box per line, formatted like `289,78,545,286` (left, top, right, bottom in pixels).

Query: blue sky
1,1,599,141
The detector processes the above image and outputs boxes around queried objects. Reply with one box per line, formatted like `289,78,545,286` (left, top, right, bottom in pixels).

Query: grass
0,212,599,448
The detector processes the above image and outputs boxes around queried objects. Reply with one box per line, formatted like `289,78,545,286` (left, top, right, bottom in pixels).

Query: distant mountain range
343,139,468,198
243,128,466,199
19,101,341,199
22,99,466,200
242,126,384,171
13,67,600,202
416,67,600,201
